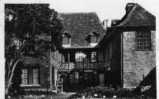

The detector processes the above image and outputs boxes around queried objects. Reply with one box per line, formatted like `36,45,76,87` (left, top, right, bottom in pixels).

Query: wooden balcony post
68,52,70,70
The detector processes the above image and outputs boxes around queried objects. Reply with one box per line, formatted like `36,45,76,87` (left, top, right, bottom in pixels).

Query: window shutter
33,68,39,84
21,69,28,85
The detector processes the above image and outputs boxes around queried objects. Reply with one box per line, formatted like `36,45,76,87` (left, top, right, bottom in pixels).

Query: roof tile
60,12,105,47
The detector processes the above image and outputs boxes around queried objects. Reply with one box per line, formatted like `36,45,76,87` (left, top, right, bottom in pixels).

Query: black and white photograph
3,0,157,99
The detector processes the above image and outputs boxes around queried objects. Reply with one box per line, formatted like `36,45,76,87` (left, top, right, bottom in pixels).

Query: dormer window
86,32,99,47
90,35,97,43
62,32,71,47
63,36,70,45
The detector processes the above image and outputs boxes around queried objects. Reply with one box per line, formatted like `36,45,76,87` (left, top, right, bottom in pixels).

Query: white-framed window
90,36,97,43
21,67,40,86
62,37,70,45
62,32,71,47
21,69,28,85
91,51,97,62
75,52,86,62
136,31,151,51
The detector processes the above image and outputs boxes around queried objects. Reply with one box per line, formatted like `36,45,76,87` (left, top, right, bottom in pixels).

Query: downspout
121,32,123,88
50,48,53,90
50,30,53,91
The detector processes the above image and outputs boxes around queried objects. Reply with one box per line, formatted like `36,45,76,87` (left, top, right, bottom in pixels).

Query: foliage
5,4,63,52
6,4,60,35
71,86,137,98
133,67,156,97
8,62,23,96
5,4,63,96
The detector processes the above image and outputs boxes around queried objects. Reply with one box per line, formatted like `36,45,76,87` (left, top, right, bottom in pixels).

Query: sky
49,0,158,21
2,0,158,21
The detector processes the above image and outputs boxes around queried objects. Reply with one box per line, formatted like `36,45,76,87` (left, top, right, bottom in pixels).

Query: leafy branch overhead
5,4,63,55
6,4,62,36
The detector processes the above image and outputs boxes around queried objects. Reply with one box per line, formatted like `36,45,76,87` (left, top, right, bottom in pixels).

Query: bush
72,86,136,98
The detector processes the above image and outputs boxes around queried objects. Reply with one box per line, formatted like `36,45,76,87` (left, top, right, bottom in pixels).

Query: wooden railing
59,62,110,71
75,62,109,70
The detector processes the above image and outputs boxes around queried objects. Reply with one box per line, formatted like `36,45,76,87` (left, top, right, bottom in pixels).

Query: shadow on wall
134,67,156,97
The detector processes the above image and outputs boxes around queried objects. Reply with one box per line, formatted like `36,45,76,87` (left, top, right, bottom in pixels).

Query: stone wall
122,31,155,88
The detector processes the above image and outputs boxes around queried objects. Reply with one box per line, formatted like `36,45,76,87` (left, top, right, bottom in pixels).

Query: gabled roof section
116,3,155,28
97,3,156,48
60,12,105,47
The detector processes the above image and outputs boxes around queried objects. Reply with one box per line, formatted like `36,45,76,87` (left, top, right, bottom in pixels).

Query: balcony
58,62,110,72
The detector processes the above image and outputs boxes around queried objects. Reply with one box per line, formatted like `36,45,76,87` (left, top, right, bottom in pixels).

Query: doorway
99,73,104,86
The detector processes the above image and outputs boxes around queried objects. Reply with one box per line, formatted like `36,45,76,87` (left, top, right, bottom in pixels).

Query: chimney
102,19,111,30
111,20,120,26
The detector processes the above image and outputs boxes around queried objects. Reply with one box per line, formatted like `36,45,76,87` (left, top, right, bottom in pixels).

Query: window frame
62,36,70,45
62,33,71,46
90,51,97,63
21,66,40,87
90,36,97,43
135,31,152,51
75,52,86,62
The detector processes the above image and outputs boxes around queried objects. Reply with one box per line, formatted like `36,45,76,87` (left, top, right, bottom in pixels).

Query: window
63,52,75,62
91,52,96,62
75,52,86,62
21,67,40,86
21,69,28,85
136,31,151,50
62,33,71,47
86,32,98,47
90,36,97,43
33,69,39,84
62,37,70,45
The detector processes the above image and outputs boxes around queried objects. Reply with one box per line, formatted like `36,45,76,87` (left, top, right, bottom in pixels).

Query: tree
5,4,63,96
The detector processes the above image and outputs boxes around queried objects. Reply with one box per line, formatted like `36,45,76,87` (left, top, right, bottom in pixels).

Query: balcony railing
58,62,110,72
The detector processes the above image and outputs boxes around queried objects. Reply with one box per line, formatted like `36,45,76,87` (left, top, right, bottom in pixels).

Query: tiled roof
97,3,156,47
59,12,105,47
116,3,155,27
